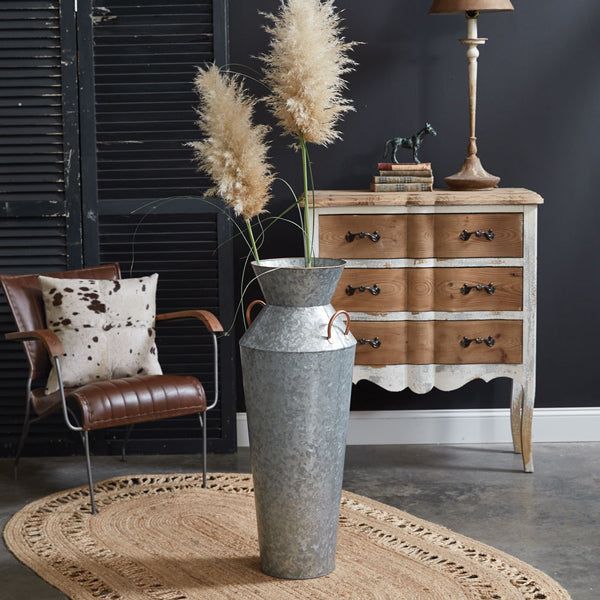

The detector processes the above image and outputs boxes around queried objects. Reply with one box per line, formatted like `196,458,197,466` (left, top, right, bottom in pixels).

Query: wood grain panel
351,320,523,365
433,214,523,258
319,214,523,259
333,267,523,312
320,214,407,259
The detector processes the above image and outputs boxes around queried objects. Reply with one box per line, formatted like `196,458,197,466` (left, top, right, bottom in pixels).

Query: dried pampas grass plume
261,0,358,146
189,65,274,221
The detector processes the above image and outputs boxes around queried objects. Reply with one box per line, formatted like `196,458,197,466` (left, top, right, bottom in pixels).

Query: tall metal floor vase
240,258,356,580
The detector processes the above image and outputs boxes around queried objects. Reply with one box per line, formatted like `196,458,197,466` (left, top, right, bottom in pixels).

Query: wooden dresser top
311,188,543,207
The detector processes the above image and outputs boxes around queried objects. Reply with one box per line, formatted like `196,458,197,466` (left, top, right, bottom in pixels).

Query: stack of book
371,162,434,192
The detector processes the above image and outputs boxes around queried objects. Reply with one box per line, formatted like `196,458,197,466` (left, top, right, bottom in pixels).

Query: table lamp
430,0,514,190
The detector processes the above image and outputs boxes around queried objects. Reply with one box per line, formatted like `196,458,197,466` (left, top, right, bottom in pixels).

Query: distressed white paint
310,199,540,472
341,258,525,269
519,204,538,471
351,363,525,394
347,310,523,322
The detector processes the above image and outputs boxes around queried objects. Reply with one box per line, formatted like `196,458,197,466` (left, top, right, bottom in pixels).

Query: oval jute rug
4,473,570,600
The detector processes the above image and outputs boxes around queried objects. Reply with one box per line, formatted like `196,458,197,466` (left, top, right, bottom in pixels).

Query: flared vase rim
251,257,346,271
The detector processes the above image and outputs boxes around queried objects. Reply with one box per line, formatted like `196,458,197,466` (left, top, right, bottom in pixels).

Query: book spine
374,176,434,184
377,162,432,171
370,182,433,192
378,171,432,178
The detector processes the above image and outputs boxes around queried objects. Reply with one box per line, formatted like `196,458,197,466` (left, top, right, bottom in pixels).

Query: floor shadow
345,446,525,474
444,445,518,455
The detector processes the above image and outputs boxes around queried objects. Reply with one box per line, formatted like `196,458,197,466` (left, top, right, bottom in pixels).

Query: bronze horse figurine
383,123,437,164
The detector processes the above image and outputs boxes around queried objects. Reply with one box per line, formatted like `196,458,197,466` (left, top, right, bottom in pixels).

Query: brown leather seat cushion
65,375,206,431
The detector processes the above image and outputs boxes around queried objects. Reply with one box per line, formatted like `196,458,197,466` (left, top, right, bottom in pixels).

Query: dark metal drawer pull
459,229,495,241
346,230,381,243
358,337,382,349
460,336,496,348
346,284,381,296
460,282,496,296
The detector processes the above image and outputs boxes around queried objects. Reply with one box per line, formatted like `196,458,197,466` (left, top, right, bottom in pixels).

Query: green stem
245,218,260,265
305,143,317,264
300,137,312,267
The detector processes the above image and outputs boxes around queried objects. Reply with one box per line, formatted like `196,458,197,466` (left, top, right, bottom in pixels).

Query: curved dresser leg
510,380,523,454
521,378,536,473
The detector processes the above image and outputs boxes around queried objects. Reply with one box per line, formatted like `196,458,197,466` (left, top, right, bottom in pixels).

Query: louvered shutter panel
0,0,233,457
92,0,213,209
0,0,82,456
86,0,236,453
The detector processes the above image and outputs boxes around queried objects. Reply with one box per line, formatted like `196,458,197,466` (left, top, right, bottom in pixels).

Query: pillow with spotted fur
39,274,162,394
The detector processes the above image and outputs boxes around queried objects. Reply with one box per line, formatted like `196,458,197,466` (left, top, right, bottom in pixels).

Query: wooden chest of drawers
310,188,543,472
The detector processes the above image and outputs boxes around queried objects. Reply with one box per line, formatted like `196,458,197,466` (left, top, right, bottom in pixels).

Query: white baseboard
236,407,600,447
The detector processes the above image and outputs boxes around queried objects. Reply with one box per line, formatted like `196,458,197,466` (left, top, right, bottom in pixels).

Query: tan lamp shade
429,0,514,13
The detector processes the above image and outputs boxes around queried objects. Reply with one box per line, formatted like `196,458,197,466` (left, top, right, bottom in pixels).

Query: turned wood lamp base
445,153,500,191
428,4,514,192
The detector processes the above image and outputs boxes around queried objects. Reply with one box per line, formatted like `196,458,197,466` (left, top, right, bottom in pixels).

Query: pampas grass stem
300,138,312,267
245,218,261,265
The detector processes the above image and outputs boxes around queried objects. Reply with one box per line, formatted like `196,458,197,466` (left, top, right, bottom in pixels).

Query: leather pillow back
39,274,162,393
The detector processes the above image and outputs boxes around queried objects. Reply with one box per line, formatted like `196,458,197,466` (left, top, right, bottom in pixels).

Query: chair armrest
155,310,224,333
5,329,64,358
157,310,222,412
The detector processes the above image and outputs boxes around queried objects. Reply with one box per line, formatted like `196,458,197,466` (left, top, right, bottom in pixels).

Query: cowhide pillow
39,274,162,394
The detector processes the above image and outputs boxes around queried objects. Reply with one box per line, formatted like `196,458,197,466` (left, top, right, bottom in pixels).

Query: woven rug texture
3,473,571,600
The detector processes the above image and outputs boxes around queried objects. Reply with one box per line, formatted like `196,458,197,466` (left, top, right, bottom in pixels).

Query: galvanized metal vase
240,258,356,580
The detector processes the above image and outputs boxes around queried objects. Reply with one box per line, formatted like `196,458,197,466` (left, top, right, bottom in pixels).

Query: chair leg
199,413,207,488
13,418,31,480
14,378,33,480
121,424,135,462
81,430,97,515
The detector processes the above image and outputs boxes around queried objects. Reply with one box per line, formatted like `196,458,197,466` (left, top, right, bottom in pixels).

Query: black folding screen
0,0,236,456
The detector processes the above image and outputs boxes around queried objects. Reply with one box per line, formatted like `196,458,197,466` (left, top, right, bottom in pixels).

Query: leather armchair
1,264,223,514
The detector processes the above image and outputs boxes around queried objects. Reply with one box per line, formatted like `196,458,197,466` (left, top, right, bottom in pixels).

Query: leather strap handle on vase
327,310,351,340
246,300,266,325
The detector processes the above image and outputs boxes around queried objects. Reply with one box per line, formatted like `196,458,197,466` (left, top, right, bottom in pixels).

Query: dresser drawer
334,267,523,312
319,213,523,259
351,320,523,365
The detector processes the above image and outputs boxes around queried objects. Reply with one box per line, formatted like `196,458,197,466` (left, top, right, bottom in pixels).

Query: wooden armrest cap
156,310,224,333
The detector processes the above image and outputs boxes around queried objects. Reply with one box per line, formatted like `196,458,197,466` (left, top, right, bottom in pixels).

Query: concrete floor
1,443,598,600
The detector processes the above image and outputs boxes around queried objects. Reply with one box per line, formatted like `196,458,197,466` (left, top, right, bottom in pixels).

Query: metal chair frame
13,331,220,516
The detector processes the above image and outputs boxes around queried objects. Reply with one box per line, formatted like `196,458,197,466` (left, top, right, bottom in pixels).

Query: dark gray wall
229,0,600,410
